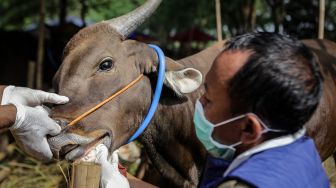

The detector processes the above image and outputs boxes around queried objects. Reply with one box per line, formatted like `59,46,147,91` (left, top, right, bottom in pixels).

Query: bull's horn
107,0,162,38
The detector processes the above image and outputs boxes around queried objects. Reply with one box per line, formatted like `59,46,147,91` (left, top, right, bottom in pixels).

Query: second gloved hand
95,144,130,188
10,103,61,161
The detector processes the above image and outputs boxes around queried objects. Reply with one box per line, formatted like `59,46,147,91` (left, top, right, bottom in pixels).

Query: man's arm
0,85,15,130
0,85,6,102
0,85,69,161
0,104,16,130
127,173,158,188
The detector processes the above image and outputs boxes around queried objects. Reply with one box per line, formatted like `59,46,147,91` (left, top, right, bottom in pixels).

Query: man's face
199,50,252,145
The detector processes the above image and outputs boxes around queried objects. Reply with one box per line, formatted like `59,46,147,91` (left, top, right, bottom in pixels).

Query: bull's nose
53,118,69,128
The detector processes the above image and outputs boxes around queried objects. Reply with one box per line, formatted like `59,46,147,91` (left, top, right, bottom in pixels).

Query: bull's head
49,0,202,160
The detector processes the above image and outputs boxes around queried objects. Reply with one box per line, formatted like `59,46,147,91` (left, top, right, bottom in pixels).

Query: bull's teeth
79,149,97,162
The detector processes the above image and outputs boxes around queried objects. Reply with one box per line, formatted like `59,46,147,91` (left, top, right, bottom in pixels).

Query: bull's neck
155,89,203,141
136,42,224,186
139,85,206,186
139,41,225,155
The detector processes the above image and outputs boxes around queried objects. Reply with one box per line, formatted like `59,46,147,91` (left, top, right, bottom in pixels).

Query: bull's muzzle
48,118,111,161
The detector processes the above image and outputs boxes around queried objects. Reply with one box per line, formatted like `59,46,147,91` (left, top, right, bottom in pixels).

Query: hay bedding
0,143,70,188
0,141,142,188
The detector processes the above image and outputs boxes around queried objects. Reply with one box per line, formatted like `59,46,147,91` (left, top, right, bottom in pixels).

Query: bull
48,0,336,187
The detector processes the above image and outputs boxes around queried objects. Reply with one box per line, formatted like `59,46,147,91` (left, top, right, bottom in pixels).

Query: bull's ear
127,42,203,94
164,67,202,95
150,52,203,95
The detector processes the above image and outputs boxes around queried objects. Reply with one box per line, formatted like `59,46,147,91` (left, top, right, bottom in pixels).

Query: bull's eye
99,57,114,71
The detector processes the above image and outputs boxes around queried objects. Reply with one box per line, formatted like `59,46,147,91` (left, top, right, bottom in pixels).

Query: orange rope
67,74,144,127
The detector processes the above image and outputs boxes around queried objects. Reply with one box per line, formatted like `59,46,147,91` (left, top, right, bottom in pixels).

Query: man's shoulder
225,136,326,187
240,136,320,171
252,136,316,158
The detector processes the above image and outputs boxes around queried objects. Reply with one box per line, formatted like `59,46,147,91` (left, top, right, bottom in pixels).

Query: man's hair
225,32,323,133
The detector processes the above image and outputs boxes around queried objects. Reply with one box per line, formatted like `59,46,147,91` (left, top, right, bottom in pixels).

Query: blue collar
127,44,166,143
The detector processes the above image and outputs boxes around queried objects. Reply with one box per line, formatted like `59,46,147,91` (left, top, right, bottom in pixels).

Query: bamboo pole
215,0,223,41
70,162,101,188
36,0,45,89
318,0,325,39
27,61,36,88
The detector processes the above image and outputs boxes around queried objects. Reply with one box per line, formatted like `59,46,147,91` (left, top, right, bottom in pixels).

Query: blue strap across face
127,44,166,143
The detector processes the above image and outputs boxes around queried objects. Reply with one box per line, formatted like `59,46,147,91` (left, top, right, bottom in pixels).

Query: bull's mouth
59,144,79,157
64,134,109,161
48,131,111,161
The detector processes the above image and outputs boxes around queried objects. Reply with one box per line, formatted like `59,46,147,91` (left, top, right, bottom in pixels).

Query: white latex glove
1,85,69,106
94,144,130,188
9,103,61,161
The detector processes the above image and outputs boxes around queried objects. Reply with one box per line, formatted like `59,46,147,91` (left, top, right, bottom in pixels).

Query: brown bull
48,0,336,187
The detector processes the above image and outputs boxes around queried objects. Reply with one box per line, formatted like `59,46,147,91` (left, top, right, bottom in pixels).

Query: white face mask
193,100,285,160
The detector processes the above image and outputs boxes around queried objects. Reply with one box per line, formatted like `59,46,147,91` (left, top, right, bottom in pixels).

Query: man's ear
241,115,263,144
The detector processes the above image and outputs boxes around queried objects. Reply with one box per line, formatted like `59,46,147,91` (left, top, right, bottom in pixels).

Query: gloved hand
1,85,69,106
94,144,130,188
9,103,61,161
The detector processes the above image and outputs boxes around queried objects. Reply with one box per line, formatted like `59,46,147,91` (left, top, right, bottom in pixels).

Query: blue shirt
199,134,329,188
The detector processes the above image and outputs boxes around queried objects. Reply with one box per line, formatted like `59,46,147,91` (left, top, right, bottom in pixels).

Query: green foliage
86,0,146,22
0,0,77,29
0,0,336,59
0,0,39,29
0,0,336,46
145,0,215,31
140,0,216,44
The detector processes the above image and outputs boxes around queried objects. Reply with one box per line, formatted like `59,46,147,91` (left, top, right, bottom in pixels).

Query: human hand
1,86,69,106
9,103,61,161
94,145,130,188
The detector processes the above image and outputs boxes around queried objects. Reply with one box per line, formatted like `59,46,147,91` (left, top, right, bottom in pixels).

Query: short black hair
225,32,323,133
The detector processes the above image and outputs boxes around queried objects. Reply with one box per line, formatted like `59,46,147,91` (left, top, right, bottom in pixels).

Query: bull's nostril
54,119,62,125
53,118,69,128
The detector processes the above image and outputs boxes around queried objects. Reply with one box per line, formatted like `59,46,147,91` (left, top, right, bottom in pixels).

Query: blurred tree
284,0,319,38
266,0,285,33
1,0,336,40
59,0,67,25
255,0,336,40
219,0,258,36
80,0,88,26
142,0,216,45
0,0,79,29
86,0,145,22
0,0,39,29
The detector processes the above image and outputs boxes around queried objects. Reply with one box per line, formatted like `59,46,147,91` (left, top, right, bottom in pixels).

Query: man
0,85,68,161
98,32,329,188
194,32,328,187
0,85,135,187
